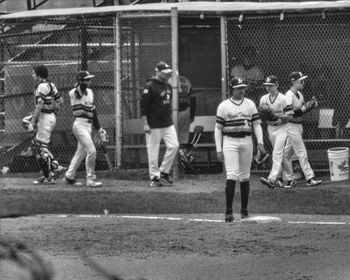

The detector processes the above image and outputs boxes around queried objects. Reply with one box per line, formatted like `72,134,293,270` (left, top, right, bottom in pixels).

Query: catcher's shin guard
33,139,54,178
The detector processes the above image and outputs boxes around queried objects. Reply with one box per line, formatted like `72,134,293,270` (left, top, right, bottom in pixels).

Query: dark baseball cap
263,75,279,86
230,77,248,89
77,70,95,82
155,61,173,74
290,72,307,83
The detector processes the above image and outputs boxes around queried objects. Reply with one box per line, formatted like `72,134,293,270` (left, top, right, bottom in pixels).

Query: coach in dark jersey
141,61,179,187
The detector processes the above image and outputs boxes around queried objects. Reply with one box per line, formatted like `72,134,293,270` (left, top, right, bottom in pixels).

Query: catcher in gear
281,72,322,188
29,65,65,184
63,70,107,187
215,77,266,222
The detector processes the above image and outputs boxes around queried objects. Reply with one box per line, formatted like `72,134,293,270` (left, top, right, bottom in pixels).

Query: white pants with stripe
65,118,97,180
223,136,253,182
146,125,179,180
282,122,314,181
267,124,288,181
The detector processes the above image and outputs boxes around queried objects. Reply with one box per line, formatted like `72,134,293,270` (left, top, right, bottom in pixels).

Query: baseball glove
258,105,279,122
302,96,318,113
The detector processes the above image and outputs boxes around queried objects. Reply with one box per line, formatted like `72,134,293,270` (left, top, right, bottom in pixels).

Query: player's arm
140,85,152,133
31,98,43,129
252,106,266,154
215,105,225,162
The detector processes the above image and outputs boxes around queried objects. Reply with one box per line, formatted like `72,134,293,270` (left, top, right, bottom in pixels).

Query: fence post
220,15,228,101
171,7,179,179
115,14,122,169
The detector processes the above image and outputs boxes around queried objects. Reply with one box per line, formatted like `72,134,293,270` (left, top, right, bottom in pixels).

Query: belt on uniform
41,109,55,114
75,117,92,123
223,132,251,138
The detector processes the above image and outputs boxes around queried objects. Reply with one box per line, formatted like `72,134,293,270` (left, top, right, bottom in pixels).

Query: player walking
259,76,293,189
282,72,322,187
141,61,179,187
63,71,107,187
29,65,65,184
215,77,266,222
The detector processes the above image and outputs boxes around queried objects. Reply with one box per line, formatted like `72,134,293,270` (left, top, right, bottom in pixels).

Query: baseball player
282,72,322,187
141,61,180,187
259,76,293,189
63,71,108,187
215,77,266,222
29,65,65,184
168,74,196,145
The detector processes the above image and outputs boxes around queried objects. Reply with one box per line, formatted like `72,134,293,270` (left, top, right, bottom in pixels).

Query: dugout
1,2,350,173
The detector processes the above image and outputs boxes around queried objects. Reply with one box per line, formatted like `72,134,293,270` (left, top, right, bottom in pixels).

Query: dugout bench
118,116,217,169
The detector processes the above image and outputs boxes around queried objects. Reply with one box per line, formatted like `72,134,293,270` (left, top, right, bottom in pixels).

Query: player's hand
272,119,282,126
27,123,34,132
143,124,151,134
257,143,266,155
217,151,224,162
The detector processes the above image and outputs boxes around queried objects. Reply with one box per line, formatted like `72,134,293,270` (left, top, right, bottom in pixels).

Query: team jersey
168,75,194,112
285,89,305,124
230,65,264,87
34,80,60,113
140,78,173,129
216,97,261,137
69,87,96,119
259,92,293,125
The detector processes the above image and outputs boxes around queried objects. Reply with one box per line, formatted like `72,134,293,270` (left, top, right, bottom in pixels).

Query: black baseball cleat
160,172,173,186
225,209,234,223
260,177,275,189
240,209,249,219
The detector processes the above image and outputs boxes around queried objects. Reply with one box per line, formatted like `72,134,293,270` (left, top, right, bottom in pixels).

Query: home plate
241,216,282,223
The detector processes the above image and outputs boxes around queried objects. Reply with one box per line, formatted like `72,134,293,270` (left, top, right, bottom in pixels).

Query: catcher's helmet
22,113,33,130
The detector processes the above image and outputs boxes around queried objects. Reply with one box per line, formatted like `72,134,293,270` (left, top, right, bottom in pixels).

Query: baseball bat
100,142,113,172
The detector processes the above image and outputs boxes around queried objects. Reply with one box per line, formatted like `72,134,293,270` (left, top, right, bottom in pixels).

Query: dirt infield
1,171,350,279
1,214,350,280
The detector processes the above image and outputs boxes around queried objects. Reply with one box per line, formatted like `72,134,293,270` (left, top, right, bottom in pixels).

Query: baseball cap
263,75,279,86
155,61,173,74
230,77,248,89
289,72,307,83
77,70,95,82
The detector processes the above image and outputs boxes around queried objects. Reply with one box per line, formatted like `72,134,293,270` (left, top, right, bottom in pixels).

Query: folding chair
179,125,204,174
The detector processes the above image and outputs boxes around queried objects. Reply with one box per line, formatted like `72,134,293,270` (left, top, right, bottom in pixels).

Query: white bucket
327,147,349,182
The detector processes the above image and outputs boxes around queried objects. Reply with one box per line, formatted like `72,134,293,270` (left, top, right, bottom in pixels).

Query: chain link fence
227,11,350,171
1,7,350,174
0,15,116,172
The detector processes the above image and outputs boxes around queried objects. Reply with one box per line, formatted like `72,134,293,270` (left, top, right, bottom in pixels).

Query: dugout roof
1,1,350,20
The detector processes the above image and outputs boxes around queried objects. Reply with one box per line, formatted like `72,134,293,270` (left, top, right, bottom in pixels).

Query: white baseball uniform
283,89,315,181
34,81,60,144
216,97,261,181
65,87,98,181
259,93,293,181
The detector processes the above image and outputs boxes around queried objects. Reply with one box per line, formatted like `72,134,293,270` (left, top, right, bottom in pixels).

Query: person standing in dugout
29,65,65,184
215,77,266,222
141,61,180,187
282,72,322,187
63,71,108,187
258,75,293,189
168,73,196,145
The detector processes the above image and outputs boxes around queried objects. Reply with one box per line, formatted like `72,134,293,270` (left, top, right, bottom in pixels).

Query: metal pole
171,7,179,180
220,15,228,101
115,14,122,169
